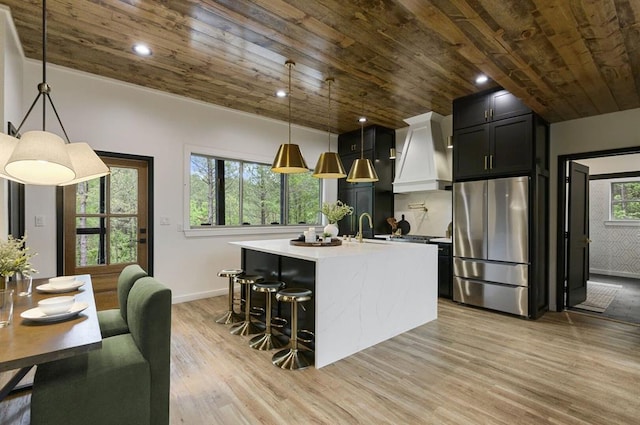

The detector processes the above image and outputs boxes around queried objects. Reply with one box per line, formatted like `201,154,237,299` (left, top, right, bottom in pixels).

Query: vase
324,223,339,239
4,273,32,297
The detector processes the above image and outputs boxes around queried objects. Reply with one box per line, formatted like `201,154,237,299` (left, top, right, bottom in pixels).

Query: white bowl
38,296,75,315
48,276,76,288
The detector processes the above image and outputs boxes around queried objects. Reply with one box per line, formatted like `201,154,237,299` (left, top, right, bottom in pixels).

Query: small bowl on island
38,296,75,315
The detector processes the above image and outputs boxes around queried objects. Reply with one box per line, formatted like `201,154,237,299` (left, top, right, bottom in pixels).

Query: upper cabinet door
490,115,533,175
453,88,531,131
454,125,491,180
490,90,531,122
453,95,489,130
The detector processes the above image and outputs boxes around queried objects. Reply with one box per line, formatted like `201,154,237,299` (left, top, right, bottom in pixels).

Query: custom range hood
393,112,452,193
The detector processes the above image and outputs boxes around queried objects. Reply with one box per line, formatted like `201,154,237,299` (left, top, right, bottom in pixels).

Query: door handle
584,238,592,244
489,108,494,118
484,155,488,170
484,110,488,120
489,155,494,169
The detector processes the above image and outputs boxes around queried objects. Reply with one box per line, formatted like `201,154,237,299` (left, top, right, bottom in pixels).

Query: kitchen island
231,238,438,368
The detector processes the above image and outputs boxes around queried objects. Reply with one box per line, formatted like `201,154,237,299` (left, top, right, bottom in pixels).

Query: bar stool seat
216,269,244,324
249,281,288,350
230,274,264,336
272,288,314,370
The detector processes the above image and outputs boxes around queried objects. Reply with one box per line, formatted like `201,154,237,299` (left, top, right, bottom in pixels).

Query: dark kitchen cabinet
453,88,530,130
452,87,550,319
337,125,395,237
454,114,532,180
435,242,453,298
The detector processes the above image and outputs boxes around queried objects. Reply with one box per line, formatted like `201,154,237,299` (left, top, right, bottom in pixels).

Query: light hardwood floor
2,297,639,424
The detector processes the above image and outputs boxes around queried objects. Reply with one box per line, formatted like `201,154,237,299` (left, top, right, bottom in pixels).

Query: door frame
556,145,640,311
56,151,154,276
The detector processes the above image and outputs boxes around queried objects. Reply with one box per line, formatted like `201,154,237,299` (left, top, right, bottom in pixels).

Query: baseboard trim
173,288,228,304
590,269,640,280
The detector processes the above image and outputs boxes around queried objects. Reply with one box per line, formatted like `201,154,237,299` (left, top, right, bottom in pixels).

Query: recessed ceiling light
132,43,152,57
475,74,489,84
358,117,367,123
276,89,287,98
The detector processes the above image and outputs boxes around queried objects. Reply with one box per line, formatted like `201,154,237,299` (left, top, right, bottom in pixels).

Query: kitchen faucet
356,212,373,243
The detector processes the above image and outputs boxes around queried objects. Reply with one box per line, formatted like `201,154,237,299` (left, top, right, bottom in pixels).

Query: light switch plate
35,215,45,227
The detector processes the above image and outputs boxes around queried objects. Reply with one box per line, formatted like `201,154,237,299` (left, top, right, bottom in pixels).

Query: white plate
20,302,89,322
36,280,85,293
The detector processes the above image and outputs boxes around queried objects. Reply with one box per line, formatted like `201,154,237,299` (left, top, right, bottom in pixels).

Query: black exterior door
566,161,590,307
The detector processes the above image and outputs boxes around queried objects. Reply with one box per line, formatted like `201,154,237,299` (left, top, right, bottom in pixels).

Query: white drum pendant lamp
1,0,109,186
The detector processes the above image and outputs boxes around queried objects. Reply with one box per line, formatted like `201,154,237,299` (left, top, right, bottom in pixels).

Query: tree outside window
189,153,320,227
611,181,640,220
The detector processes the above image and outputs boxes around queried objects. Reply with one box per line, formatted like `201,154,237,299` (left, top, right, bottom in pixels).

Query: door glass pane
110,217,138,264
76,179,103,214
110,167,138,214
76,217,105,267
76,234,104,266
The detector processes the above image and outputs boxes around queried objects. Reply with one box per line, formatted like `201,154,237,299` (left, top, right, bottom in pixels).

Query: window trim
609,178,640,221
183,144,323,237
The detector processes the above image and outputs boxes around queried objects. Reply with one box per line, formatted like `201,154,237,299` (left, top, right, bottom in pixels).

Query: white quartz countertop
430,238,452,243
231,238,435,262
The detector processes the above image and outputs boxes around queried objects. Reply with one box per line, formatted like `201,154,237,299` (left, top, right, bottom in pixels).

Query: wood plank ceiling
1,0,639,134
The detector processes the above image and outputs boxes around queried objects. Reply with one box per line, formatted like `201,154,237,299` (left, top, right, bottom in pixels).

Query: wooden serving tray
290,238,342,247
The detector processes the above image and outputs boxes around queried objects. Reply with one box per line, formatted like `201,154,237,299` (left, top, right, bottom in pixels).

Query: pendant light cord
287,61,293,145
326,78,332,151
15,0,71,143
360,92,366,159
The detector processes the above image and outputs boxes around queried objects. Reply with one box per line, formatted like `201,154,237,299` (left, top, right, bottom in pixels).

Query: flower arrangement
321,200,354,224
0,235,37,281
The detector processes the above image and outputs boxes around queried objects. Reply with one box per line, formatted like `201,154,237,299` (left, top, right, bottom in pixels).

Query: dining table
0,274,102,401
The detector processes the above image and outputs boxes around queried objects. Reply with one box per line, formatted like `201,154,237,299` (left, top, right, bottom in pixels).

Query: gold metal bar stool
272,288,314,370
249,281,288,350
216,269,244,324
230,274,264,336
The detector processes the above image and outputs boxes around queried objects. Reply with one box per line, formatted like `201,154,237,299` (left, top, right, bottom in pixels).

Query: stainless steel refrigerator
453,176,529,316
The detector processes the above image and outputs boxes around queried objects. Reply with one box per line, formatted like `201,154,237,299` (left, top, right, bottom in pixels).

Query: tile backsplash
392,191,452,237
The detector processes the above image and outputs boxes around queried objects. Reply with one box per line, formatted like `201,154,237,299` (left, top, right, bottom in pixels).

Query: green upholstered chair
31,277,172,425
97,264,147,337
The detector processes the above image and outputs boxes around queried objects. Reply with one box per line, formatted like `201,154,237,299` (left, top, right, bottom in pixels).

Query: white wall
549,107,640,309
0,5,23,238
15,59,335,303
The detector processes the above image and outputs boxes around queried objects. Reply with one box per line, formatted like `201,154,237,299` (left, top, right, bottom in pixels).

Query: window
611,181,640,220
189,152,321,228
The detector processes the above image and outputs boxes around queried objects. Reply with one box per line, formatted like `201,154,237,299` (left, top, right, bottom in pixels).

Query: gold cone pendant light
313,78,346,179
346,94,379,183
272,60,309,173
0,0,109,186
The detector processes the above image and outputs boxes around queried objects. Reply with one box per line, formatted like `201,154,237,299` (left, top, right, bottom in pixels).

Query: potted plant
320,200,353,238
0,235,37,290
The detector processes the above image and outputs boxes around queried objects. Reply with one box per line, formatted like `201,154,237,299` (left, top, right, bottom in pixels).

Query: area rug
574,281,622,313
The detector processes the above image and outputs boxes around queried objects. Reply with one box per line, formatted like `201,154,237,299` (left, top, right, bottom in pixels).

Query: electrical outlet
160,216,170,225
35,215,45,227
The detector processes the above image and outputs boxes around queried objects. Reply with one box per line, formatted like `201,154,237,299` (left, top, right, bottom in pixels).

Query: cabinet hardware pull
490,108,494,118
484,110,488,120
490,155,494,169
484,155,488,170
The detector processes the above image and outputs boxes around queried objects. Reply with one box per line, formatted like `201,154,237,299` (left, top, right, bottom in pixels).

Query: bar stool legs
215,269,244,324
230,275,264,336
272,288,314,370
249,282,288,350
